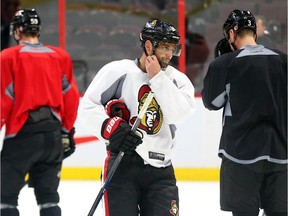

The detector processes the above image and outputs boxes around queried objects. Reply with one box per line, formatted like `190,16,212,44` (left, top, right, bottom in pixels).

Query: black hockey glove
101,117,142,155
62,127,76,159
105,99,130,122
214,38,233,58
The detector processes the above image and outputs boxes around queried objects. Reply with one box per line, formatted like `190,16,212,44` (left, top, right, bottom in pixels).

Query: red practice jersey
1,43,79,138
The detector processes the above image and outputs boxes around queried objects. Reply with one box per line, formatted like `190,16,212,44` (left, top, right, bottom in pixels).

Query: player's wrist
101,117,125,140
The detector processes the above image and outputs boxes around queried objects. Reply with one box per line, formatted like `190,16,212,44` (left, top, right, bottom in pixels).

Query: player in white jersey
78,18,195,216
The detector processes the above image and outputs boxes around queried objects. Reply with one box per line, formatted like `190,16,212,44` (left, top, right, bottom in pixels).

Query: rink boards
62,97,223,181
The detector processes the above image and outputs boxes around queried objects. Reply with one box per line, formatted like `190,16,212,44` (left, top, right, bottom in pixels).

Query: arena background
9,0,288,181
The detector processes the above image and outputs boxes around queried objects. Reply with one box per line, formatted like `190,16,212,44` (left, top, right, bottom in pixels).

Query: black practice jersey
202,45,287,164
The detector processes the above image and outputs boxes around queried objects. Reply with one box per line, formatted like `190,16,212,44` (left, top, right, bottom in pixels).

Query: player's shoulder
1,45,22,54
102,59,135,70
165,65,192,82
165,65,184,76
0,45,22,59
106,59,134,66
211,50,240,67
45,44,71,56
269,48,287,57
98,59,138,79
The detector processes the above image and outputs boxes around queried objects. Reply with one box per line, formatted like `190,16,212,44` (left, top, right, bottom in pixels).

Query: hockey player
78,18,195,216
202,9,287,216
1,9,79,216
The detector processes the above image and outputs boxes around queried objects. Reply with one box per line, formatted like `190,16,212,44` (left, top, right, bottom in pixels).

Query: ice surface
17,180,263,216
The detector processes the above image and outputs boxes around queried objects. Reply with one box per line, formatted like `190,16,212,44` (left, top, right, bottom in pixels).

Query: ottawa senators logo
130,85,163,135
169,200,179,216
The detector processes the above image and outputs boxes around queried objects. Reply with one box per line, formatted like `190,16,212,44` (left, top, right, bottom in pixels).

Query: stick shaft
87,91,154,216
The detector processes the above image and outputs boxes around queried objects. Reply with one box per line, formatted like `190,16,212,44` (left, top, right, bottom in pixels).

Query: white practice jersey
78,59,195,168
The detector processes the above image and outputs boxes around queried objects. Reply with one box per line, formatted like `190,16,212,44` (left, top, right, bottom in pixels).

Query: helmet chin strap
13,33,21,45
12,28,23,45
152,48,165,69
230,42,237,51
144,41,157,57
228,31,238,51
144,42,165,69
143,47,149,56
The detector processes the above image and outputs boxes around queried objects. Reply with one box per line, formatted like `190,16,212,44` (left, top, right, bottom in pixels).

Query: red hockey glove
101,117,142,155
105,99,130,122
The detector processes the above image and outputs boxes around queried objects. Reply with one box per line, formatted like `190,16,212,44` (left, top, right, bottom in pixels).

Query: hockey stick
87,91,155,216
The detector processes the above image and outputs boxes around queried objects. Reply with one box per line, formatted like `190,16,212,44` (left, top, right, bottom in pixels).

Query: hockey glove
101,117,142,155
105,99,130,122
214,38,233,58
62,127,76,159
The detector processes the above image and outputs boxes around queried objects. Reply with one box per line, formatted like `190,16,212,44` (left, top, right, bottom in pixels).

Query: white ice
17,180,265,216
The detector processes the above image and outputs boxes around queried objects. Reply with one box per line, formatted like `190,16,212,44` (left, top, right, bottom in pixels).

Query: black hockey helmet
140,19,182,56
223,9,256,39
10,9,41,35
214,38,233,58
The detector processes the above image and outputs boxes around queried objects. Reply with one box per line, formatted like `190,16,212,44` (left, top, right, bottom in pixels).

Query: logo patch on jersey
149,151,165,161
169,200,179,216
130,85,163,135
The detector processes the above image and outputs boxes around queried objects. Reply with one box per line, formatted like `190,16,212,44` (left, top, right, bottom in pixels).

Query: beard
157,57,170,69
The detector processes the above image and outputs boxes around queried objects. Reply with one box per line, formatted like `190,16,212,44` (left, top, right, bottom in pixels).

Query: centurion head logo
169,200,179,216
130,85,163,135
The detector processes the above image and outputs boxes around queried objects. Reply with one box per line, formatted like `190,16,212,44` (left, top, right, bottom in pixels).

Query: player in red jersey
1,9,79,216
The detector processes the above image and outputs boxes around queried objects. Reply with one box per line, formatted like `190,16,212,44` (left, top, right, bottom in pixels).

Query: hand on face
145,55,161,78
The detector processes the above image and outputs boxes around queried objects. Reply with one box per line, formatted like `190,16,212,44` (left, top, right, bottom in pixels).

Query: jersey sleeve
148,68,195,124
77,63,120,143
60,50,80,132
201,58,229,110
1,51,14,128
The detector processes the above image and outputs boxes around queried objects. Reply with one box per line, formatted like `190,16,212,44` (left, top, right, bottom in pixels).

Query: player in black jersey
202,9,287,216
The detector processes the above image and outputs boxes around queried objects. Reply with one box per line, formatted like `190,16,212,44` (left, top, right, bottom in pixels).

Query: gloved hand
101,117,142,155
105,99,130,122
214,38,233,58
62,127,76,159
